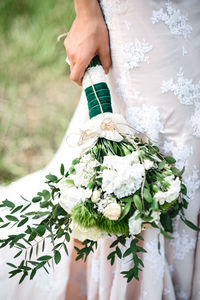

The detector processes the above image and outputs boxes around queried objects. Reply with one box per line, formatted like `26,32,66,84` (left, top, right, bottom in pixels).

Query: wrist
75,0,102,18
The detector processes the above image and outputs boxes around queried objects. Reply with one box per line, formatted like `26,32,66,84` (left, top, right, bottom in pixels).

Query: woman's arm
64,0,111,86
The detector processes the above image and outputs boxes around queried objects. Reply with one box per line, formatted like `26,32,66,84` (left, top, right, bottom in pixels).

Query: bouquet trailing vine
0,56,199,284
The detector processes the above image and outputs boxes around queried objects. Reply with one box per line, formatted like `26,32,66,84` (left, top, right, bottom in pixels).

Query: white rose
104,203,121,220
91,189,102,203
71,221,104,241
128,210,143,235
144,159,154,170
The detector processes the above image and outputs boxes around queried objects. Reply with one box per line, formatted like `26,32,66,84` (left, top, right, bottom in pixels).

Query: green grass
0,0,81,184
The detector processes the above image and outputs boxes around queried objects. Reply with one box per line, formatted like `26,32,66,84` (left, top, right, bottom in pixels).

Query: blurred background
0,0,81,185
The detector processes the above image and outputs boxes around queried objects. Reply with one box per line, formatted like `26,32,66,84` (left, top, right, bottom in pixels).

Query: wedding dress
0,1,200,299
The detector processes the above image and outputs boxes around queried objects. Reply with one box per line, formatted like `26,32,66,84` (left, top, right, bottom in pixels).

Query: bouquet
0,56,199,284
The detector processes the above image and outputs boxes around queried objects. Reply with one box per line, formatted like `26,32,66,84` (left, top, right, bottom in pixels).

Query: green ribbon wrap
84,56,113,119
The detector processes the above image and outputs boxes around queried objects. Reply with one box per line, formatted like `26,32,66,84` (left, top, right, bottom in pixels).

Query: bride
0,0,200,299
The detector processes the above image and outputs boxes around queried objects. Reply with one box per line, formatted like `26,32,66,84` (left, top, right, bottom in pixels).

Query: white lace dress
0,1,200,299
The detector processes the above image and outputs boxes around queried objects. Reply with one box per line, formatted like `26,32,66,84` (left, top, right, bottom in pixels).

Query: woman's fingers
70,57,91,86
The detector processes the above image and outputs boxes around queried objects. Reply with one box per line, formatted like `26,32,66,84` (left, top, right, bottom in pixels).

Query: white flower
102,153,145,198
144,159,154,170
154,177,181,205
91,189,102,203
58,179,92,213
71,221,104,241
104,203,121,220
128,210,143,235
96,194,116,214
73,153,99,187
151,211,161,224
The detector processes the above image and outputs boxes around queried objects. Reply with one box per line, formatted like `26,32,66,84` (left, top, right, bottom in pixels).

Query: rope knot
100,117,116,131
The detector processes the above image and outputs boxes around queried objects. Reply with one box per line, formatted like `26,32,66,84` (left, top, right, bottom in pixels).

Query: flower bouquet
0,56,199,284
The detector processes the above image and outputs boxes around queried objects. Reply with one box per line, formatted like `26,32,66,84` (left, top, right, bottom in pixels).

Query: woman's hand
64,0,111,86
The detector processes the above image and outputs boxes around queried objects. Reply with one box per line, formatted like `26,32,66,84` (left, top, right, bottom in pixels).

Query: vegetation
0,0,81,184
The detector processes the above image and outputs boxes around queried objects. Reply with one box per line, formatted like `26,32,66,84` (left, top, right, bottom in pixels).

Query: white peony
104,202,121,220
102,156,145,198
128,210,143,236
143,159,154,170
71,221,104,241
154,177,181,205
73,153,99,187
58,179,92,213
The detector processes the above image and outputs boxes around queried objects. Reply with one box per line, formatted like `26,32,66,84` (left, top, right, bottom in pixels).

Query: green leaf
38,255,52,261
5,215,19,222
32,196,42,203
143,188,153,203
42,190,50,201
63,243,68,256
6,262,17,268
0,222,10,228
180,216,200,231
133,195,143,213
28,231,37,242
165,156,176,164
46,174,58,182
116,246,122,258
2,199,15,209
14,250,22,258
15,242,26,249
181,184,187,195
151,198,158,210
119,201,131,220
171,167,179,176
11,205,23,214
30,269,37,280
36,225,46,237
158,160,166,170
19,272,28,284
54,250,61,264
60,164,65,175
160,229,174,239
20,203,31,213
0,217,3,222
17,217,29,227
65,233,70,242
160,213,173,233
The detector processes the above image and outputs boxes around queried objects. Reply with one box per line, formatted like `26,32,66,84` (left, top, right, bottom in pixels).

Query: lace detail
184,166,200,201
161,68,200,106
115,73,129,102
182,46,188,56
121,39,153,71
152,1,192,39
190,106,200,137
163,141,193,170
175,286,189,300
164,288,171,296
126,104,164,140
143,238,165,282
170,229,196,260
161,68,200,137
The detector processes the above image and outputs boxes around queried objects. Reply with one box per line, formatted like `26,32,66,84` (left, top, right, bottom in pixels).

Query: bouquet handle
83,56,113,119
